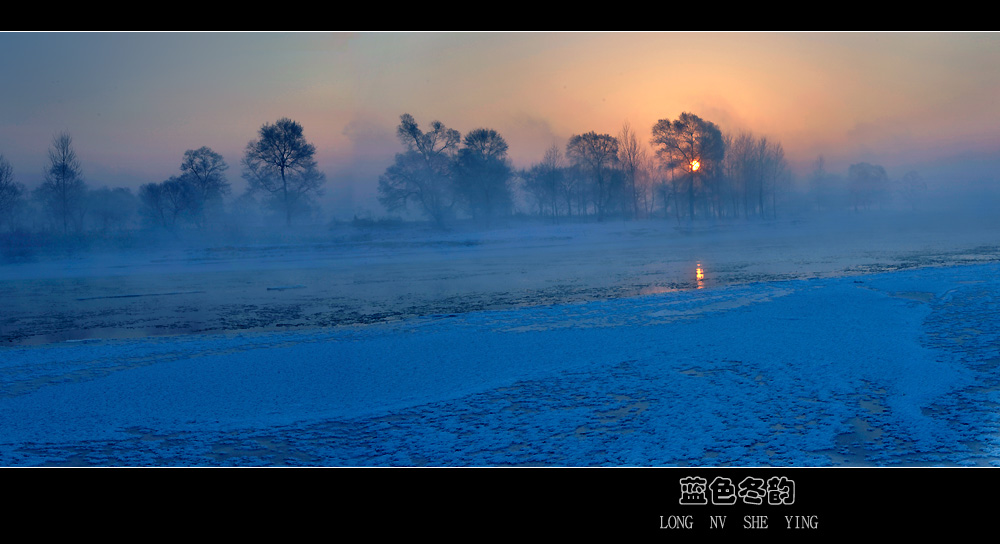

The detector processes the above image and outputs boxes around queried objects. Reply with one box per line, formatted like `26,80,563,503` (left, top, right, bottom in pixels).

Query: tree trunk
688,174,695,220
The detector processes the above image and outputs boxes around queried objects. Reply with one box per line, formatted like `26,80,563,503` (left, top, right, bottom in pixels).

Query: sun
690,159,701,172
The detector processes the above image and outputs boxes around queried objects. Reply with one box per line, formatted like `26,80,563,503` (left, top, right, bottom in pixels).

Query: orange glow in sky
3,32,1000,214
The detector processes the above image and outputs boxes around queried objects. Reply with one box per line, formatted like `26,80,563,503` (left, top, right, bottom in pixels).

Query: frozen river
3,210,999,346
2,210,999,466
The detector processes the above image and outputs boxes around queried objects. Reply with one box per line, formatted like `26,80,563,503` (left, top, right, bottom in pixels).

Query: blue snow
1,258,997,466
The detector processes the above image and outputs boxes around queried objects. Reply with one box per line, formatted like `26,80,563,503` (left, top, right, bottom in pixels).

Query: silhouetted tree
454,128,513,222
634,152,658,219
656,165,683,222
566,131,619,220
378,114,460,226
161,177,198,224
722,131,752,217
34,132,87,233
650,113,725,221
0,155,25,231
87,187,138,232
723,130,788,218
522,144,565,218
138,183,165,227
618,121,650,220
242,118,325,226
761,139,789,218
138,177,197,229
563,163,589,216
180,146,229,226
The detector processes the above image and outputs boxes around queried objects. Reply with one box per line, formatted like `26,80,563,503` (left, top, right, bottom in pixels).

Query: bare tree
87,187,138,232
138,177,198,229
378,114,461,227
0,155,25,231
650,113,725,221
722,131,753,217
761,138,788,218
722,130,788,218
618,121,649,220
138,182,167,227
522,144,566,218
242,118,325,226
634,152,658,219
566,131,619,220
180,146,229,225
34,132,87,233
454,128,513,223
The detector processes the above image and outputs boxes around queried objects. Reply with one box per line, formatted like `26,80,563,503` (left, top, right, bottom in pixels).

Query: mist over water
3,193,998,347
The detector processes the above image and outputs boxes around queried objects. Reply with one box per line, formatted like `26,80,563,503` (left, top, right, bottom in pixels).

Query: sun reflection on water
638,262,707,295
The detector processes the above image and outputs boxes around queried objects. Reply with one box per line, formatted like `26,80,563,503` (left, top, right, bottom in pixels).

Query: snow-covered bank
2,260,998,466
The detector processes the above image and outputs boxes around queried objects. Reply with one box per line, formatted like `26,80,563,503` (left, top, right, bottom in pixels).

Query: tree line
379,112,798,226
808,156,926,213
0,111,930,243
0,117,326,239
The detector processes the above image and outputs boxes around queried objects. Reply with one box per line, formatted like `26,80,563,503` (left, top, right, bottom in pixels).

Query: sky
2,31,1000,216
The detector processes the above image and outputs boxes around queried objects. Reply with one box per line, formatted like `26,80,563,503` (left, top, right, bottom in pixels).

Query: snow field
1,260,997,466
